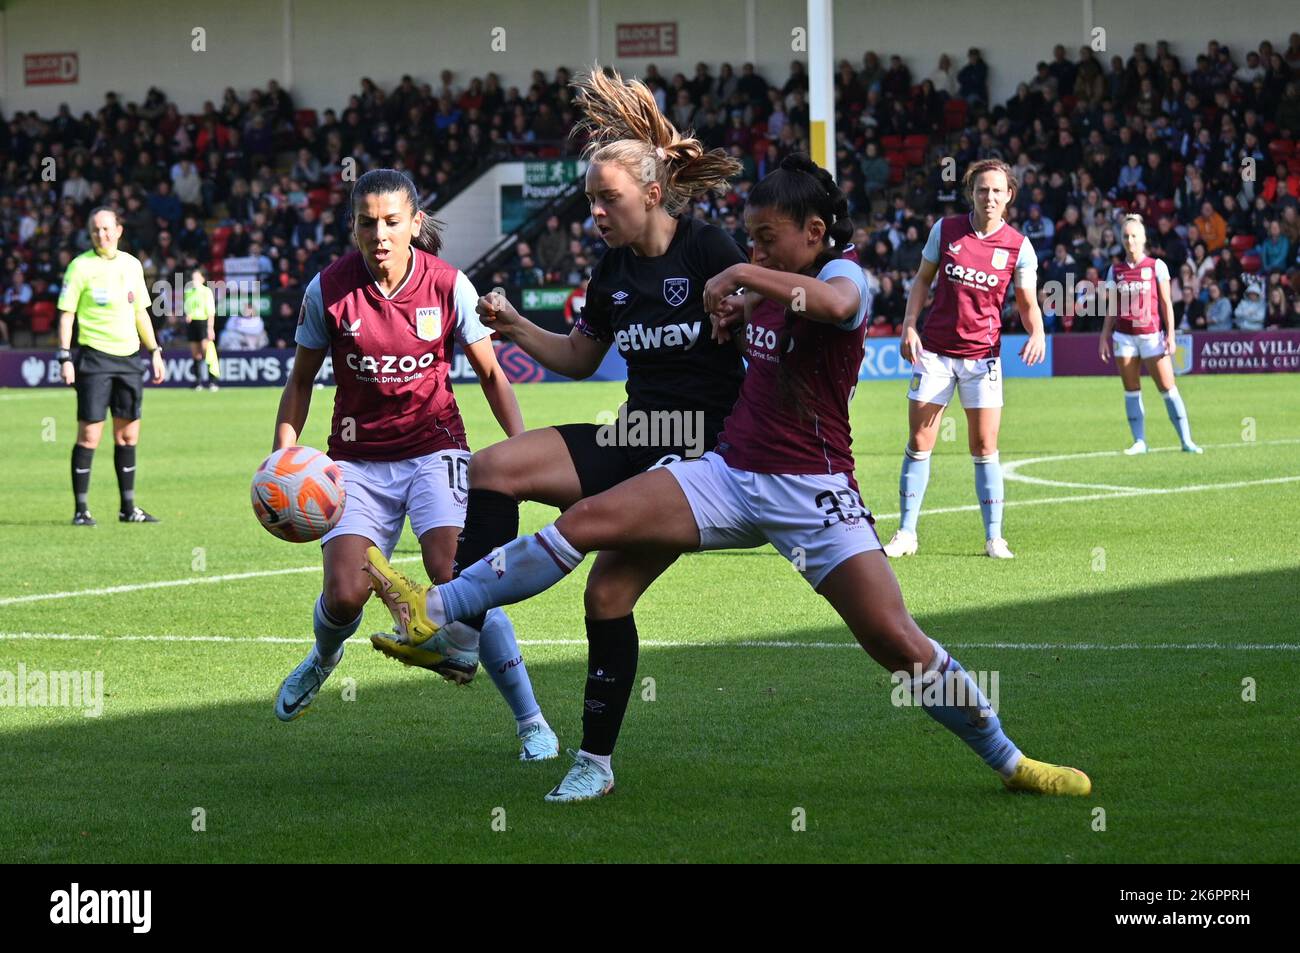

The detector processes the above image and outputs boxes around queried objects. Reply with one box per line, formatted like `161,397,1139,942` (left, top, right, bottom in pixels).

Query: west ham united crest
663,277,689,307
415,306,442,341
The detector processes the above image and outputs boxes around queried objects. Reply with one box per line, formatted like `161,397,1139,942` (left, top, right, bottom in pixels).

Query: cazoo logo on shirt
346,351,437,381
944,261,1002,289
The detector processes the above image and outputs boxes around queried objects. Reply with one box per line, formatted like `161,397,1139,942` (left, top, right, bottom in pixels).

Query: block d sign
25,52,79,86
616,23,678,57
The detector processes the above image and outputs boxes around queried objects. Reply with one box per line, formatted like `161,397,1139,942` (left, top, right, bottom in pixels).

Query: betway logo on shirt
614,321,701,353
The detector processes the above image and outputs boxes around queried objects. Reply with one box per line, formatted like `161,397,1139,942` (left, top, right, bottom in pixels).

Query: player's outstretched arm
273,345,326,450
477,288,609,380
704,263,859,325
464,336,525,439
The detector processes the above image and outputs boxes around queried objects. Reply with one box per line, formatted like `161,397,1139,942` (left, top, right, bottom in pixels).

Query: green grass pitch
2,373,1297,862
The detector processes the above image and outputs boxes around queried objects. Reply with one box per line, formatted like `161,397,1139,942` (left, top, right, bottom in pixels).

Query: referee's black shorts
75,347,145,423
555,416,724,499
186,320,209,343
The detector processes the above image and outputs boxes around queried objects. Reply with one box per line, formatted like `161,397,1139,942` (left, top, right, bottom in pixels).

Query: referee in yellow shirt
184,267,218,391
57,207,165,526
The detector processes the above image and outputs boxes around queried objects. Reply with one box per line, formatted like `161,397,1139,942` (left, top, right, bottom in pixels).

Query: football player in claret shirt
270,169,558,762
369,67,747,801
884,158,1046,561
1099,214,1202,455
365,155,1091,801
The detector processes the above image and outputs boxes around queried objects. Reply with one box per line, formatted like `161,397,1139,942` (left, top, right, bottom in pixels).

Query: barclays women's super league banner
854,334,1054,380
0,342,629,389
1051,330,1300,376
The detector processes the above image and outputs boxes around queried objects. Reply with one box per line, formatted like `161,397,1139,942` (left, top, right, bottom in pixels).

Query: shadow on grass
0,568,1295,863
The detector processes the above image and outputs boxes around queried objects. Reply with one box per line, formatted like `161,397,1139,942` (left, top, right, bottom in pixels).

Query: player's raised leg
1116,355,1147,454
817,550,1090,795
275,533,371,721
366,468,699,648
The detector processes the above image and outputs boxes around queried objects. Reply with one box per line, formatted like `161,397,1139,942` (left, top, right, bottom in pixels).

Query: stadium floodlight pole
807,0,835,180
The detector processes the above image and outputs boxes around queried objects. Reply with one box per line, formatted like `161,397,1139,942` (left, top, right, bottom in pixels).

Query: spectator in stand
1204,281,1233,330
958,47,989,105
1260,220,1291,274
1265,286,1291,327
1175,283,1206,330
1234,280,1266,330
536,215,567,277
1194,200,1228,253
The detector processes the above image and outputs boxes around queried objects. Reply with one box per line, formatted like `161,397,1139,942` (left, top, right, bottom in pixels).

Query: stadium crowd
4,32,1300,349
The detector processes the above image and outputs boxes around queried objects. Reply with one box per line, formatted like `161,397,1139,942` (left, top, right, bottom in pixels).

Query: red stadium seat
29,300,56,334
308,188,331,212
1240,253,1261,273
1230,234,1256,255
943,98,967,131
889,164,906,185
904,134,929,150
1268,139,1294,163
1156,198,1176,217
294,109,318,134
881,135,904,151
905,146,926,165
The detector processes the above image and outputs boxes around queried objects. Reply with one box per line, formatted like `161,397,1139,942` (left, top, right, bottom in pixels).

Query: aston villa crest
990,248,1009,270
416,306,442,341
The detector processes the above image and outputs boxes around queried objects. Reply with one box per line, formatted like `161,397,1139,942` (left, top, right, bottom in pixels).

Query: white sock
998,751,1022,779
425,587,447,626
517,712,548,733
579,749,612,774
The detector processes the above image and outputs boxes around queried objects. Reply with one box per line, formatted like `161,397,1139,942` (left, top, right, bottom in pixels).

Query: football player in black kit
371,66,746,802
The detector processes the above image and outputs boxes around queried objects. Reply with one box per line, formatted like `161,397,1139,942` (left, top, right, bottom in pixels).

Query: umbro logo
611,291,630,305
947,242,962,254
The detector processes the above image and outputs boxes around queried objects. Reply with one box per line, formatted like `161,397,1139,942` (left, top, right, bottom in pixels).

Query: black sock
194,356,208,384
454,488,519,629
114,444,137,512
580,614,639,757
71,445,94,511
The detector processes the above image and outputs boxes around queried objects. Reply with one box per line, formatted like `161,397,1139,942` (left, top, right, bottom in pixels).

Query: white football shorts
1112,330,1166,359
664,451,882,589
906,346,1004,409
321,449,470,556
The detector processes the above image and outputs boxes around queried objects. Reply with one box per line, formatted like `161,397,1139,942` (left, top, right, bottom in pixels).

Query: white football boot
883,529,919,558
985,537,1015,559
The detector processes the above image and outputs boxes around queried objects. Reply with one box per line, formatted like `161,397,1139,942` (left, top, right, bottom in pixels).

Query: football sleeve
921,220,943,264
56,259,83,313
817,258,872,331
573,256,613,343
1013,235,1038,289
294,274,330,350
453,271,491,347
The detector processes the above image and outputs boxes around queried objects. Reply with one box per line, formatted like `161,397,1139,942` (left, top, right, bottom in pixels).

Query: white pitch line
1001,437,1300,492
0,632,1297,651
0,555,423,607
872,473,1300,521
2,441,1297,606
